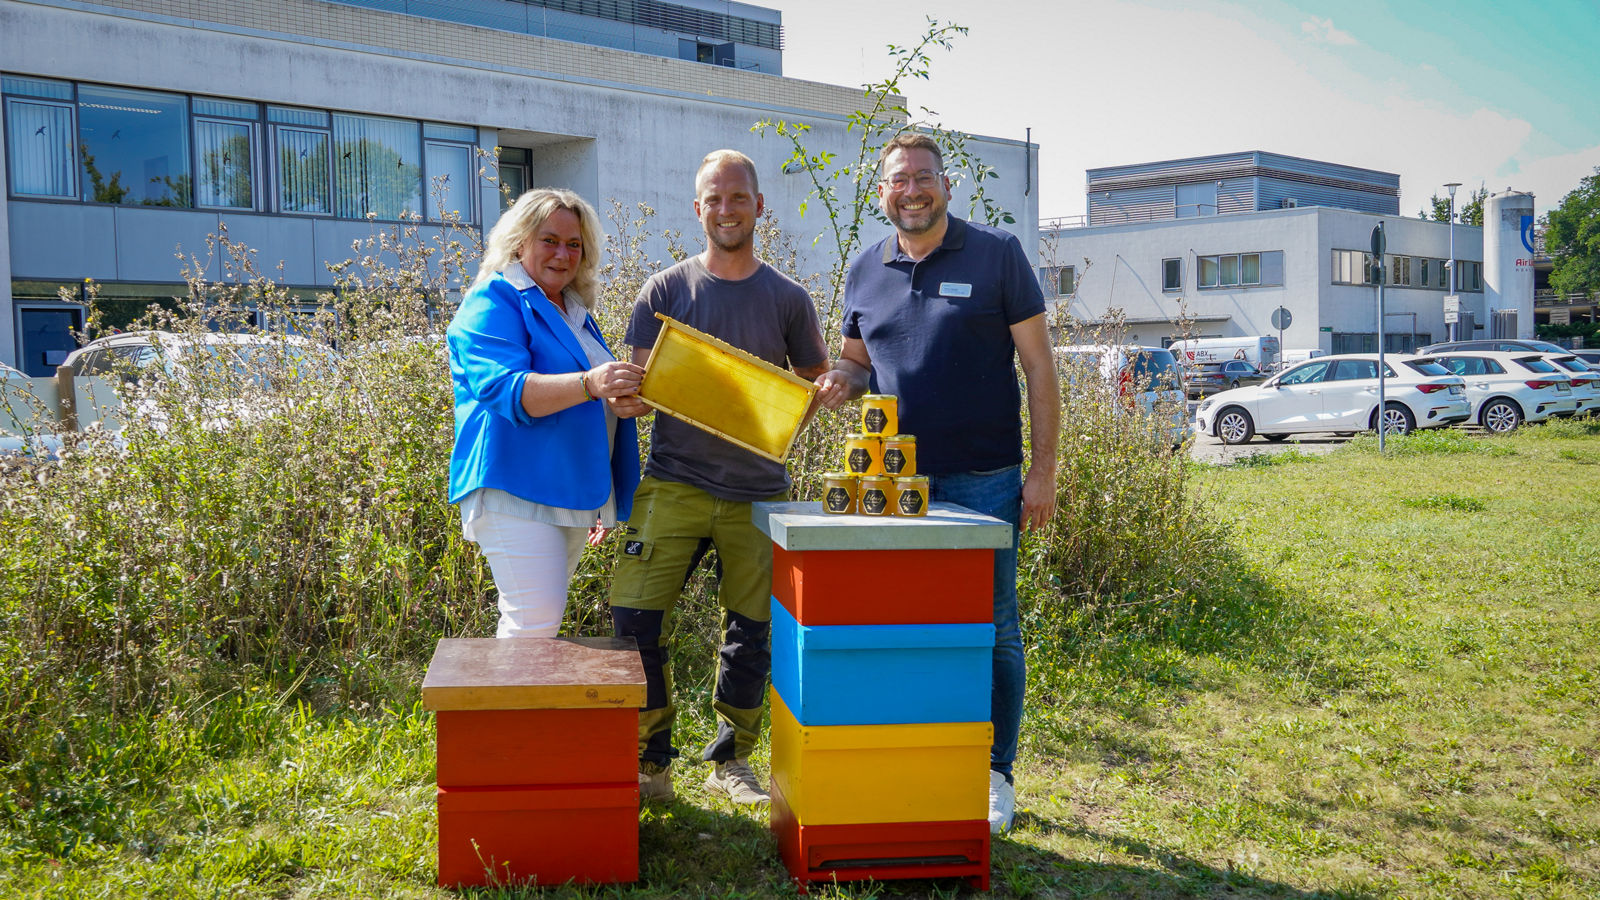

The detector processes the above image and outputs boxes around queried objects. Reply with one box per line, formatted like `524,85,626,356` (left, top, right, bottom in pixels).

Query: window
333,113,420,220
5,97,75,198
1456,260,1483,291
1279,360,1331,385
1419,258,1430,288
1332,250,1381,285
77,84,191,206
1038,265,1075,298
1330,359,1379,381
1389,255,1411,286
193,98,257,209
1198,251,1280,288
1162,258,1182,292
497,147,529,211
271,108,332,215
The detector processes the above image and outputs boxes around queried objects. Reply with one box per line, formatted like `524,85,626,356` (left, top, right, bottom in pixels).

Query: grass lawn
3,425,1595,898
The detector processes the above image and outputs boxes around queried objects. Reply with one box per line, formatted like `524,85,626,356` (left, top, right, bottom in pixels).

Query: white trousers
468,510,588,638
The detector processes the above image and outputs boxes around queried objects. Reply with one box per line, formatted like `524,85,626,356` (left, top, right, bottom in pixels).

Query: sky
764,0,1600,221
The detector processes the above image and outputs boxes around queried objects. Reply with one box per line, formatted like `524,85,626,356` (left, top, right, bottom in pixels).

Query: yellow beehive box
637,314,817,463
769,688,991,826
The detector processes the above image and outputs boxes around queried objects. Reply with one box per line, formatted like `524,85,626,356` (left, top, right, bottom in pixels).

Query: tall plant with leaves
753,18,1014,319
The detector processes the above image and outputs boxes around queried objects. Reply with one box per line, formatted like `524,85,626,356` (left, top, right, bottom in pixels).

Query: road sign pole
1372,222,1387,453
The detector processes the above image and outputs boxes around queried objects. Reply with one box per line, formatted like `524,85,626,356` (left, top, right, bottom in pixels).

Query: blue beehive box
770,601,994,726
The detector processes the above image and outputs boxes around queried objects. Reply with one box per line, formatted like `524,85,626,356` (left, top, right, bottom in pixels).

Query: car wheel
1216,407,1255,445
1263,433,1289,442
1230,379,1240,389
1375,402,1416,436
1481,398,1523,434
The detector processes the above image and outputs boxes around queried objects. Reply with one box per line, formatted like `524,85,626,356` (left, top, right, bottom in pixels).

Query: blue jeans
928,465,1023,783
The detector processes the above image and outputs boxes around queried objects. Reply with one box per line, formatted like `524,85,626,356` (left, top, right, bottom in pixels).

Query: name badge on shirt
940,282,973,298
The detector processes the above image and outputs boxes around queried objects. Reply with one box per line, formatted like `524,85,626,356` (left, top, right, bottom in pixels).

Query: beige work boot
639,761,674,802
704,757,769,806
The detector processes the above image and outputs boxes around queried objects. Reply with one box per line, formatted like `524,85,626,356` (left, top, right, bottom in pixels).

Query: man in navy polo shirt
815,133,1059,834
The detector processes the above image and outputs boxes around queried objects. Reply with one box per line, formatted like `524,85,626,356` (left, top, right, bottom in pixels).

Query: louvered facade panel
1090,184,1175,225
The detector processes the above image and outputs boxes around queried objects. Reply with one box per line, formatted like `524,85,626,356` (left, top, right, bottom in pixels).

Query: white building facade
1042,153,1500,355
0,0,1039,374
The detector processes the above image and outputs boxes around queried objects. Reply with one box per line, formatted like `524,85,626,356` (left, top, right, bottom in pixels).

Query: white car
1416,351,1579,433
1055,344,1189,447
1544,354,1600,417
1194,353,1469,445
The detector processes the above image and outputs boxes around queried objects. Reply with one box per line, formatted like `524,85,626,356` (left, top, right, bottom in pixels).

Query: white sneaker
988,770,1015,834
704,758,770,806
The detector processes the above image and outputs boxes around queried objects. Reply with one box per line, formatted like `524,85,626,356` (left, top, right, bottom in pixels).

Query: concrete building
1039,152,1535,356
0,0,1039,374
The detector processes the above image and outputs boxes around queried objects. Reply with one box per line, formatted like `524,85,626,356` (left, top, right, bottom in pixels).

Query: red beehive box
770,779,989,892
422,637,646,888
756,501,1011,626
437,783,639,887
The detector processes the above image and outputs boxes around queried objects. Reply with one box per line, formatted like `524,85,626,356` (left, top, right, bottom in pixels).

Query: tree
1459,185,1488,227
1420,194,1452,222
1545,167,1600,298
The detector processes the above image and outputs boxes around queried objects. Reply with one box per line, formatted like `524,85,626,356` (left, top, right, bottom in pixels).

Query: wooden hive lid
422,637,646,711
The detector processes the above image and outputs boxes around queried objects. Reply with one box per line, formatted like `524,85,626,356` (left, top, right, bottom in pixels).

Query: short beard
707,229,752,253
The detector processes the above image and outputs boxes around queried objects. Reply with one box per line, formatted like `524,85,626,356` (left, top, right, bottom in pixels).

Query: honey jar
843,433,883,476
822,472,858,515
860,394,898,436
881,434,917,476
893,475,929,517
857,475,892,516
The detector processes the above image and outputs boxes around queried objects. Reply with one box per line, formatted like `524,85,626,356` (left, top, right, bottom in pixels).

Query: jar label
883,449,905,473
861,489,888,514
863,408,887,433
825,487,852,513
847,448,871,473
898,490,925,515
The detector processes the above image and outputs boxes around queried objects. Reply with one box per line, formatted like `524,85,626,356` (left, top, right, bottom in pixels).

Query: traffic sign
1271,306,1292,330
1370,222,1386,259
1443,294,1460,313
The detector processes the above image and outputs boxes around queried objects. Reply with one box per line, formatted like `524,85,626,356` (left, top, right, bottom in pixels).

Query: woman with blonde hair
448,188,648,637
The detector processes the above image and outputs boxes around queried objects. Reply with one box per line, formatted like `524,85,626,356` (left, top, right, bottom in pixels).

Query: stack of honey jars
824,395,929,517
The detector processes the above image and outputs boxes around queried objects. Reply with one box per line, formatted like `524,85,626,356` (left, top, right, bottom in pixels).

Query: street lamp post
1445,182,1461,341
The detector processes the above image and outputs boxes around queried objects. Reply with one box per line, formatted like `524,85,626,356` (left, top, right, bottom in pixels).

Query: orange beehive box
771,544,993,625
422,638,646,887
437,784,639,887
770,780,989,892
638,314,817,463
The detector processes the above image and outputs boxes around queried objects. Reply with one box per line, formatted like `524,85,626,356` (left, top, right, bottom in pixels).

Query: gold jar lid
882,434,916,443
823,471,858,480
844,433,874,441
893,474,928,485
861,393,895,402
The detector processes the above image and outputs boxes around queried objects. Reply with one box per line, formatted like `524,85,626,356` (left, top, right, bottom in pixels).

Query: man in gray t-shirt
610,150,829,807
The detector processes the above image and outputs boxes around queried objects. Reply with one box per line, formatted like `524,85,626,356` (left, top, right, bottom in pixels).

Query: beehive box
770,601,993,726
770,544,993,626
422,638,646,887
770,779,990,892
769,688,990,826
638,314,817,462
437,784,639,887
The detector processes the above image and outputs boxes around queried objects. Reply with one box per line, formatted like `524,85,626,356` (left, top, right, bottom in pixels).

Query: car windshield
1550,357,1587,373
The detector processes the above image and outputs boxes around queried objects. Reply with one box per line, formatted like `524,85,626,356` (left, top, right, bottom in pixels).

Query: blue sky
767,0,1600,220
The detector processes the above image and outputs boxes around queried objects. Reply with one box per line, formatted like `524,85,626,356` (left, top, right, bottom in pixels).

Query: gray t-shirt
627,256,827,501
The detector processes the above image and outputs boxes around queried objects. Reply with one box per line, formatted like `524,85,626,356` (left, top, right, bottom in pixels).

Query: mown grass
4,423,1593,897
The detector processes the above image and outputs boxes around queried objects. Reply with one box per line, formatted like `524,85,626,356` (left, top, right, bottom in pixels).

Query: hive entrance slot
820,854,975,869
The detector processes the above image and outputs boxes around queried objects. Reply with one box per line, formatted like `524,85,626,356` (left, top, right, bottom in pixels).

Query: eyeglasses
880,169,944,191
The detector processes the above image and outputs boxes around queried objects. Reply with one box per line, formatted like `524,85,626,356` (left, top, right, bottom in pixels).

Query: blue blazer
446,272,640,521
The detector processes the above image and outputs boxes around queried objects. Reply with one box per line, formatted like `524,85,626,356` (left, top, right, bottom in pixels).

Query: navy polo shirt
841,215,1046,475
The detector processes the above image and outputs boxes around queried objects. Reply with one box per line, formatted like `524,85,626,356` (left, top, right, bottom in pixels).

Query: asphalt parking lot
1184,399,1349,464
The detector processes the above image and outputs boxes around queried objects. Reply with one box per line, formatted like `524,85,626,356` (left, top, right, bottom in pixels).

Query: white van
1173,336,1281,370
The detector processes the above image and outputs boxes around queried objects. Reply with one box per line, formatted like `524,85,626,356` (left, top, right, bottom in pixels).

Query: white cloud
1301,16,1359,46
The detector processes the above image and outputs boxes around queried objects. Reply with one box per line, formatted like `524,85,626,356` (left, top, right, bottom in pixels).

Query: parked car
1412,351,1578,433
66,330,338,389
1194,353,1469,445
1571,349,1600,369
1417,338,1569,355
1055,344,1189,447
1544,355,1600,416
1186,360,1269,398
